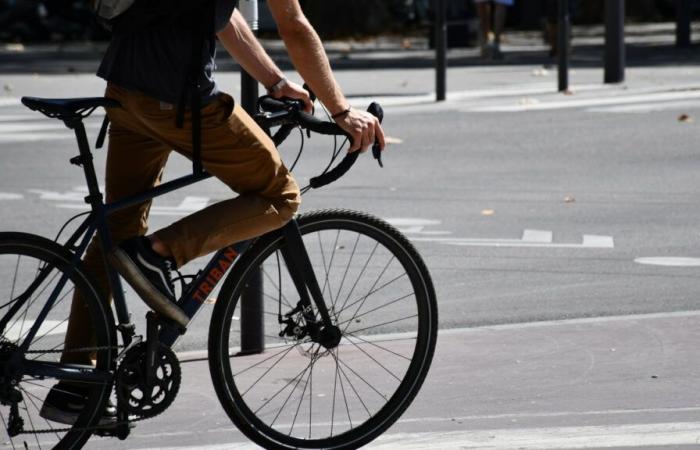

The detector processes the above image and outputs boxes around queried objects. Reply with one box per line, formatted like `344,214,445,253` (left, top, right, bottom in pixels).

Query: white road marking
522,229,552,243
150,196,210,216
635,257,700,267
412,229,614,249
0,192,22,200
132,422,700,449
0,97,21,107
52,195,211,216
466,90,700,113
365,423,700,449
589,99,700,113
4,319,67,341
349,83,609,108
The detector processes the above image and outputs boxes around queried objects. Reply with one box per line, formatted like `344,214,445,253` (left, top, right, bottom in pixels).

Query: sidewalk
0,22,698,75
89,311,700,449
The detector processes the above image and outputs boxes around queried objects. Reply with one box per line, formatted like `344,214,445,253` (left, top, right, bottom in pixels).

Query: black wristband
331,107,352,120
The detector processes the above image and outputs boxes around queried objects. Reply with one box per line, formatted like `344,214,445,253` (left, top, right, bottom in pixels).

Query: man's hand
270,79,314,113
334,108,386,153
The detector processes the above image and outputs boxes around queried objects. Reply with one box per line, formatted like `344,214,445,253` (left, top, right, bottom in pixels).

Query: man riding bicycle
41,0,386,425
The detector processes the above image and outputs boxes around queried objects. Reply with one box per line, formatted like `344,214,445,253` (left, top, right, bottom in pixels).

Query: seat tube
73,121,103,202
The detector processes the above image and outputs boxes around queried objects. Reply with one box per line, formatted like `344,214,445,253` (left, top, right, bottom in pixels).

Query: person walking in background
473,0,513,60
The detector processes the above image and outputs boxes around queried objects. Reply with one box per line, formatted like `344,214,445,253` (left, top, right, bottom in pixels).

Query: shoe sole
109,247,189,329
39,404,116,427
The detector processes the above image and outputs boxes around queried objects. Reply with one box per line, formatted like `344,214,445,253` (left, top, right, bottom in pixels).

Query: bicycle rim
0,233,114,449
209,210,437,449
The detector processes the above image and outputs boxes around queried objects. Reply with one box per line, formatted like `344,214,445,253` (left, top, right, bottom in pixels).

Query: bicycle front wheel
0,232,115,450
208,210,437,450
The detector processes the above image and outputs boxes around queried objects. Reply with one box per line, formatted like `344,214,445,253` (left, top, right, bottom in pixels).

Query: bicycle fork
278,220,342,350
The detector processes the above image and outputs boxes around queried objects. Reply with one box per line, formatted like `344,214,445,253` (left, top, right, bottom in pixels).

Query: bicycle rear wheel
0,232,115,450
208,210,437,450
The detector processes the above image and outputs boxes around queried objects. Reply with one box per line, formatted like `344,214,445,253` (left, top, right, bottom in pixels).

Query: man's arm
217,9,313,111
266,0,385,152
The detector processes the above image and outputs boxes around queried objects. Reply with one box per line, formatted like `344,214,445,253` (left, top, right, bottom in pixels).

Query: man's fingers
375,118,386,150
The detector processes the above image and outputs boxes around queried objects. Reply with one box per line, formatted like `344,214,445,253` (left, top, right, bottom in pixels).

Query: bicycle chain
15,344,168,436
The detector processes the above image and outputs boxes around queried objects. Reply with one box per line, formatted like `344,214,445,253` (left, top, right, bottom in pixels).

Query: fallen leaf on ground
678,114,693,123
481,209,495,216
564,195,576,203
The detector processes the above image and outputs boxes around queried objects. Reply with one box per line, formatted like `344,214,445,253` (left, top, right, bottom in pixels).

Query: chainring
115,342,181,419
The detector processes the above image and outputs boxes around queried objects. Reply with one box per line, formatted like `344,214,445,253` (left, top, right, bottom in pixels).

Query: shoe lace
162,259,178,300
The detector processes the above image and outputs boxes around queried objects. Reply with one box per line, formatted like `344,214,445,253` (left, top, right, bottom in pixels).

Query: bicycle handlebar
255,96,384,189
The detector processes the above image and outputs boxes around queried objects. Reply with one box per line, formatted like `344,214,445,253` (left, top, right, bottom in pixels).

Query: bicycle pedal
94,421,134,440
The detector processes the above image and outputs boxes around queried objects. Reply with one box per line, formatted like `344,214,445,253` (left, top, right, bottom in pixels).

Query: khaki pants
62,83,300,364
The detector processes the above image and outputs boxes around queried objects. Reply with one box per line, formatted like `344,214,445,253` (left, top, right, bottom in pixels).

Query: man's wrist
267,77,288,95
331,106,352,120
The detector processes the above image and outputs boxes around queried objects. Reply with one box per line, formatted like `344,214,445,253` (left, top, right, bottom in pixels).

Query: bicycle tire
208,210,438,449
0,232,115,450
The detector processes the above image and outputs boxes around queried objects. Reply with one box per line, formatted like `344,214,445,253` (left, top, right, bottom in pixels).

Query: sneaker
109,236,189,329
39,383,116,426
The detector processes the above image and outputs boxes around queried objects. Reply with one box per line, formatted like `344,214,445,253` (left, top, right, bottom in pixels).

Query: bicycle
0,93,438,449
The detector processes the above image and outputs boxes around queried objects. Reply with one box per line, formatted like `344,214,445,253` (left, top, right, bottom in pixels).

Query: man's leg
124,92,300,268
475,0,493,57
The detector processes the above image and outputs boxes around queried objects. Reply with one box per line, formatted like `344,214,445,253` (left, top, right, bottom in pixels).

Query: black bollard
435,0,447,101
676,0,692,48
239,0,265,355
557,0,571,92
604,0,625,84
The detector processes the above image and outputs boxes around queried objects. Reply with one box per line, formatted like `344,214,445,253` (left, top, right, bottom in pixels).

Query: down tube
159,240,251,347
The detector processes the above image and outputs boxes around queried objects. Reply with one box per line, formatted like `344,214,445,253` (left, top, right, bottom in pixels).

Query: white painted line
0,97,21,107
522,229,552,243
411,235,614,249
365,423,700,449
468,90,700,112
0,192,22,200
0,133,75,144
348,83,609,108
582,235,615,248
149,196,210,216
4,319,67,341
0,122,67,132
589,99,700,113
635,257,700,267
133,422,700,450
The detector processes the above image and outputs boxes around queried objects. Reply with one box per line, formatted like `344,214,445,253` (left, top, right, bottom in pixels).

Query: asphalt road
1,61,700,448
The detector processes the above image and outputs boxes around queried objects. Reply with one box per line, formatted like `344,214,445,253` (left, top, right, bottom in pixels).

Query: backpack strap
175,0,216,175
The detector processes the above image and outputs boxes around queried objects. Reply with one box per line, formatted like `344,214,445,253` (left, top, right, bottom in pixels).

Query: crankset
115,341,181,419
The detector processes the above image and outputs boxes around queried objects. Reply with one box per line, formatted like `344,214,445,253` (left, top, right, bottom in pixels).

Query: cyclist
40,0,385,425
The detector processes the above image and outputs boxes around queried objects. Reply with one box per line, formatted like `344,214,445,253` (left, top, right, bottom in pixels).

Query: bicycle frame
2,115,334,384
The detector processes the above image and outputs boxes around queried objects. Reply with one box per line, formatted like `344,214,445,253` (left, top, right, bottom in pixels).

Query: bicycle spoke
21,391,48,448
240,343,301,396
0,406,18,450
331,233,361,316
345,336,402,382
341,256,396,335
344,331,413,361
348,315,419,336
288,347,318,437
332,351,372,418
261,265,293,310
2,254,20,310
335,273,408,319
335,239,379,315
254,350,317,417
337,291,413,330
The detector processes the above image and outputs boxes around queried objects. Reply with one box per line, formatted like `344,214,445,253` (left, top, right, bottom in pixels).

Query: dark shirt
97,0,238,104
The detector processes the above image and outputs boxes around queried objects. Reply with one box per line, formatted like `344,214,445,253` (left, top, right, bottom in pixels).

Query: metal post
435,0,447,101
676,0,692,48
604,0,625,84
557,0,570,92
239,0,264,355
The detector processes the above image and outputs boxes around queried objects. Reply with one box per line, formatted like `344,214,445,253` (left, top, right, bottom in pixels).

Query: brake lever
367,102,384,168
